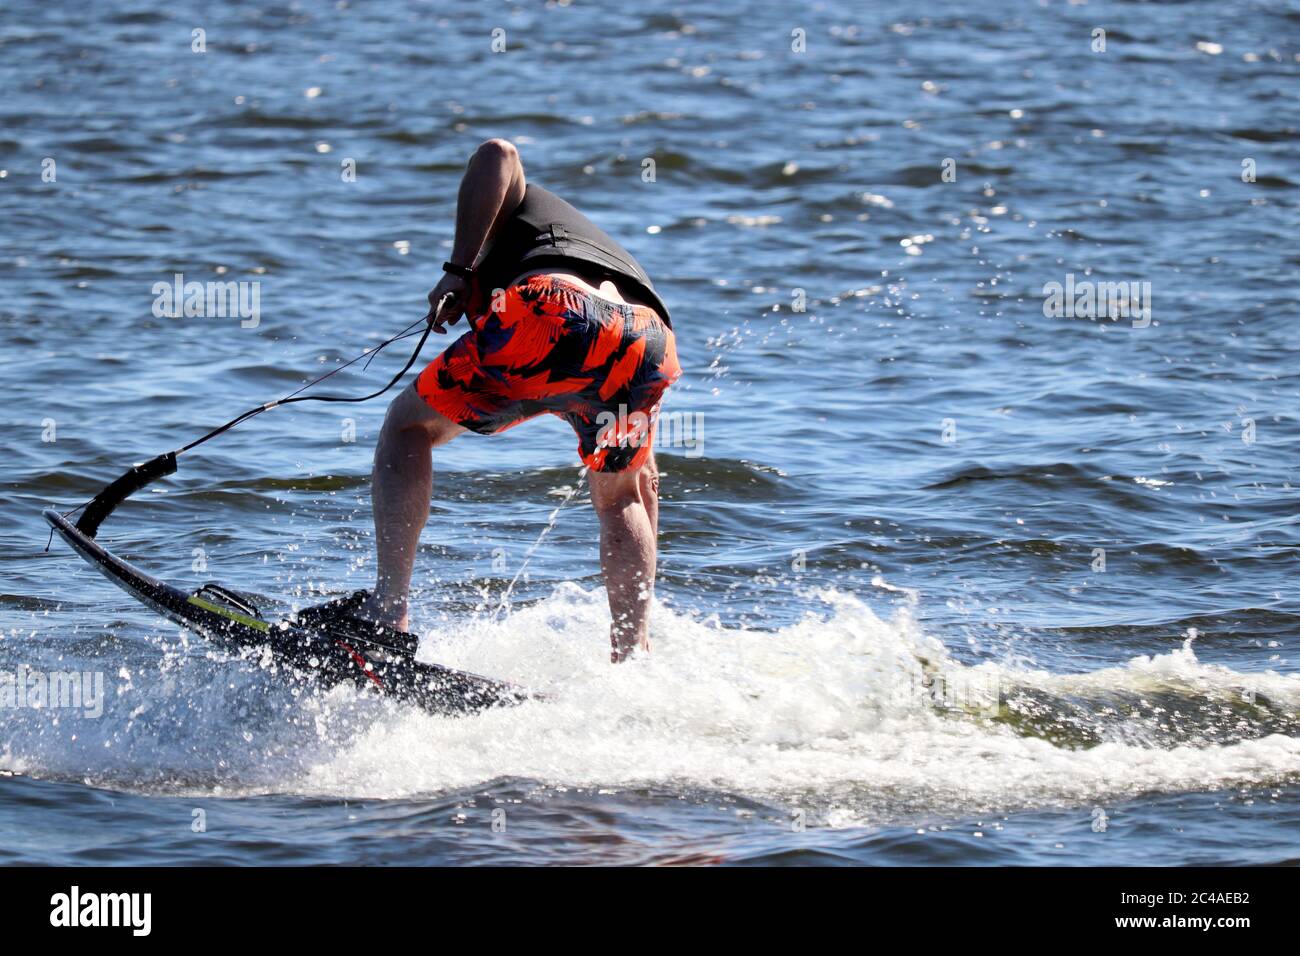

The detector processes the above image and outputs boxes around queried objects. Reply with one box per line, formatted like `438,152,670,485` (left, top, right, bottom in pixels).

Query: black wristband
442,261,474,279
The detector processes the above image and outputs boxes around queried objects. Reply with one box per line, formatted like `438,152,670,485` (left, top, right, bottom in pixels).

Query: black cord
177,316,434,454
58,304,446,526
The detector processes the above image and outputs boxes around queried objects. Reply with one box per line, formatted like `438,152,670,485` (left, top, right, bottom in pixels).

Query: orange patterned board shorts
416,275,681,472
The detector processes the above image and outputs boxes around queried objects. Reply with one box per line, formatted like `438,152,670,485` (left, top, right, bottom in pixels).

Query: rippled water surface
2,0,1298,865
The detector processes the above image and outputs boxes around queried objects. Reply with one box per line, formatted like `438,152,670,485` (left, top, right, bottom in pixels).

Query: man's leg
364,385,465,630
588,451,659,663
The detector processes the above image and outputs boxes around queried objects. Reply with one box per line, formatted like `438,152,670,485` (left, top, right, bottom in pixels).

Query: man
309,140,680,663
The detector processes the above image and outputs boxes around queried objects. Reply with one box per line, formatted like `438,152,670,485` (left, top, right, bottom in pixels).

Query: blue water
1,0,1298,865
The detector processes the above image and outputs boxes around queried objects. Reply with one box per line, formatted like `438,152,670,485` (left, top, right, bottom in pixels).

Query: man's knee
590,458,656,516
637,453,659,500
381,385,464,445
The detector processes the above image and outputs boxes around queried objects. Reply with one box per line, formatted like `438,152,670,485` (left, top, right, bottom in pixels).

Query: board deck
43,509,530,716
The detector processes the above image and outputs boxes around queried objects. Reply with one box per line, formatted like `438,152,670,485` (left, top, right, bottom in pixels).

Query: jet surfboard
43,509,530,716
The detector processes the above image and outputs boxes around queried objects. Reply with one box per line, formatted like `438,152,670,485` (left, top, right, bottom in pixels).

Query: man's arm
450,138,526,269
427,139,526,331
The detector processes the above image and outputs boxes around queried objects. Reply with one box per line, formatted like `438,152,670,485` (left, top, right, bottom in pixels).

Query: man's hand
425,272,469,334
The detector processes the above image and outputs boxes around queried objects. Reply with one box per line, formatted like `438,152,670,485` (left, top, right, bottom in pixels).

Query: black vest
472,184,671,327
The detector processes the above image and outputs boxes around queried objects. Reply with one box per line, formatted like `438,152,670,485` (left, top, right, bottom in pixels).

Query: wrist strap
442,260,474,279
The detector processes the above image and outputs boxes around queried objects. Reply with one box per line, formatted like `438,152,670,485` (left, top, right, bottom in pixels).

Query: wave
7,583,1293,826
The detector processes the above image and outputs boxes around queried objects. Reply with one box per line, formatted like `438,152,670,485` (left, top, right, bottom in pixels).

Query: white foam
290,584,1300,822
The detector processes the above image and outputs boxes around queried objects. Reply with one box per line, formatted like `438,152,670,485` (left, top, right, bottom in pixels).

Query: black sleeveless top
471,184,671,327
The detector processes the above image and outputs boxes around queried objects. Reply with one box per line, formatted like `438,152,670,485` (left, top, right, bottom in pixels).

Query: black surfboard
43,509,531,716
